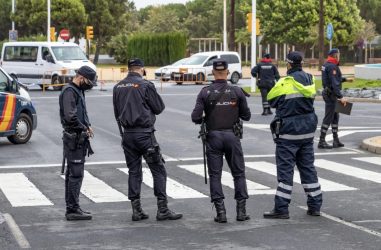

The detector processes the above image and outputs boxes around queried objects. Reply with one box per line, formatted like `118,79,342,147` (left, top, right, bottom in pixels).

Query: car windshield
172,58,189,66
51,46,87,61
183,55,208,65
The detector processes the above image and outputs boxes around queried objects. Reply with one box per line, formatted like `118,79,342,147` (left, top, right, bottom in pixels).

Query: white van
169,51,242,84
1,42,97,90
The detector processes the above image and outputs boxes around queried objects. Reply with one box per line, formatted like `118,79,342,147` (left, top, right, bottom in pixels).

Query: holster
143,133,164,165
233,120,243,139
63,131,77,151
270,118,282,141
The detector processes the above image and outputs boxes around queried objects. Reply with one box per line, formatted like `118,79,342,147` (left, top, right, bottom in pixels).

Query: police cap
76,66,97,85
128,58,144,68
263,53,271,59
286,51,303,64
213,59,228,71
328,48,340,55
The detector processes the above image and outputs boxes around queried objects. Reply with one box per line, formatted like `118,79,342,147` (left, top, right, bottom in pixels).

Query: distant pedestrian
59,66,96,221
113,58,182,222
318,48,353,149
251,53,280,115
263,51,322,219
191,59,251,223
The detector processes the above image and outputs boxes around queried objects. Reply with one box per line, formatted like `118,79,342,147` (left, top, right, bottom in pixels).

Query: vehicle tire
176,82,183,85
230,72,240,84
195,72,205,85
52,75,63,91
7,113,33,144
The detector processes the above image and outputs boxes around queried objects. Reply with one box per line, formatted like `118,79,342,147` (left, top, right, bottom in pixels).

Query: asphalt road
0,80,381,249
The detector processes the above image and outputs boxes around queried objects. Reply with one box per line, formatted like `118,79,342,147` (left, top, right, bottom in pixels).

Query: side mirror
46,54,55,64
9,79,19,93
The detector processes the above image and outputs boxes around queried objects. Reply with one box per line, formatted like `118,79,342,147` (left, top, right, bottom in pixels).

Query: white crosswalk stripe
118,168,208,199
1,157,381,208
245,161,357,191
178,164,276,195
315,159,381,184
61,171,129,203
0,173,53,207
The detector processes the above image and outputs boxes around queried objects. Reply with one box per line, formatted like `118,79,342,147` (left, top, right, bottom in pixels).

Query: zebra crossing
0,156,380,208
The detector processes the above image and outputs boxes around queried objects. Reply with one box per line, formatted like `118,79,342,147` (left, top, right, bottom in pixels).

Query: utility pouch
63,131,77,151
143,143,162,164
77,131,88,147
233,120,243,139
270,119,282,141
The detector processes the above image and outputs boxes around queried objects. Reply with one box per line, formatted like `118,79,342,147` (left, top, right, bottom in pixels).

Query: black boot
318,133,333,149
66,208,92,221
214,200,227,223
156,199,182,221
261,108,267,116
266,108,273,115
263,209,289,219
236,199,250,221
333,134,344,148
131,199,149,221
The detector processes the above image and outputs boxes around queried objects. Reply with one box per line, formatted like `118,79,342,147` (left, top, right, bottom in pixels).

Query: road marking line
3,213,31,248
353,157,381,166
177,164,275,195
118,168,208,199
298,206,381,238
315,159,381,184
246,161,357,192
0,173,53,207
61,171,129,203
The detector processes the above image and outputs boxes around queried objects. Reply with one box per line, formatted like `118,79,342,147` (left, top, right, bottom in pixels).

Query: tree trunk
318,0,325,68
229,0,235,51
94,39,101,65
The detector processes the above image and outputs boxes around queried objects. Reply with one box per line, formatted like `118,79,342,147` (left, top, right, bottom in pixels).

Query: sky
132,0,191,9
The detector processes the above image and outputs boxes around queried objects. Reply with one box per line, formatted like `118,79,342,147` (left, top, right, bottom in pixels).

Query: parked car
0,66,37,144
169,51,242,85
155,57,189,81
1,41,97,90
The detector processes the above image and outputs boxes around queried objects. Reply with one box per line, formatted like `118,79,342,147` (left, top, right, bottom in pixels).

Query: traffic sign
326,23,334,41
59,29,70,41
9,30,18,41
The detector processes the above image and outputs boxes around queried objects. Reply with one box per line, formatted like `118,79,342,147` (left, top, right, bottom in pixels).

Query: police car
0,66,37,144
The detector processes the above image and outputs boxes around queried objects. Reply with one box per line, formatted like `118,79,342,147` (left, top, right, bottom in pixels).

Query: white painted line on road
245,161,357,192
61,171,129,203
352,220,381,223
118,168,208,199
315,159,381,184
0,173,53,207
353,157,381,166
3,213,31,248
298,206,381,238
178,164,275,195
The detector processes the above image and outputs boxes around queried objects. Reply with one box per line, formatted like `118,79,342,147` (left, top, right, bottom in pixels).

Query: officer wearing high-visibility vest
318,48,352,149
263,51,322,219
251,53,280,115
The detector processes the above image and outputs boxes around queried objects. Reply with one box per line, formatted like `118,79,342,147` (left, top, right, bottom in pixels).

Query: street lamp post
47,0,51,42
250,0,257,92
12,0,15,30
223,0,227,51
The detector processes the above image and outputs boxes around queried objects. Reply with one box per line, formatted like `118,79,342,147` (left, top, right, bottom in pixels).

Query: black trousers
64,142,86,211
122,132,167,201
206,130,249,202
321,92,339,135
259,87,271,109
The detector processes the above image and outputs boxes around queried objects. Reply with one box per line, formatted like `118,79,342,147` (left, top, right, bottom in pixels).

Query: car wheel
176,82,183,85
52,76,63,91
7,113,33,144
230,72,240,84
195,72,205,85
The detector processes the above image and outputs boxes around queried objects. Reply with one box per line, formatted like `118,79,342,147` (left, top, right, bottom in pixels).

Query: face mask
80,79,93,91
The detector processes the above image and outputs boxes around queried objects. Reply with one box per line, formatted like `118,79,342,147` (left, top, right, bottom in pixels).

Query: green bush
108,32,188,66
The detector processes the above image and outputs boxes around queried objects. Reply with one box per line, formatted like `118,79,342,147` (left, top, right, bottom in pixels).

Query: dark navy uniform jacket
191,80,251,125
59,83,90,133
251,60,280,89
113,72,165,132
322,60,346,99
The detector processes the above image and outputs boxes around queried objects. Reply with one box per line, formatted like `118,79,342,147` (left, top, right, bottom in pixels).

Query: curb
314,96,381,103
361,136,381,154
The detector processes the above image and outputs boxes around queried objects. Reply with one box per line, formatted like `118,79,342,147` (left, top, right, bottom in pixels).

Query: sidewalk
361,136,381,154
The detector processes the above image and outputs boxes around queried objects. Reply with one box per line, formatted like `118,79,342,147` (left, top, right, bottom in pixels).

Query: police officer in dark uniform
191,59,251,223
251,53,280,116
318,48,351,149
113,58,182,222
59,66,96,221
263,52,322,219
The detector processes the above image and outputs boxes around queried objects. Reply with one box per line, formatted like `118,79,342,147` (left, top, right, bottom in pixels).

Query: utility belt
207,120,243,139
63,130,94,156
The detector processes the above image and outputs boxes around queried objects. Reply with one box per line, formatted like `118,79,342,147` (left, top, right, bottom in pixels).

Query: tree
357,0,381,33
229,0,236,51
12,0,86,40
140,7,183,33
82,0,134,64
0,0,12,41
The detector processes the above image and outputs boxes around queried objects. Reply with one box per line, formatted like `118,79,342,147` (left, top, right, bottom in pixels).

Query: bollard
99,80,107,91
